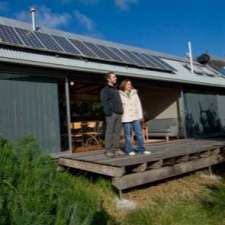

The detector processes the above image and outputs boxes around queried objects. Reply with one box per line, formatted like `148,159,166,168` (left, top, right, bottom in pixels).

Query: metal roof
0,16,224,88
1,47,225,88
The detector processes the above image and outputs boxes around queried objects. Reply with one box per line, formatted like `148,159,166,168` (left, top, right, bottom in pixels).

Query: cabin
1,16,225,193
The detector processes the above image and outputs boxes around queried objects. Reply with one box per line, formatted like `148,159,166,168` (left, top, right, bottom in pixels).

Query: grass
120,177,225,225
1,136,225,225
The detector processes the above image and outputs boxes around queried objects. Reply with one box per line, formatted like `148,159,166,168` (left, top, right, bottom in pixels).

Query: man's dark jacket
100,84,123,116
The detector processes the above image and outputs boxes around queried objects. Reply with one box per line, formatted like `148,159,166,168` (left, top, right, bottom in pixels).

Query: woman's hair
119,79,133,91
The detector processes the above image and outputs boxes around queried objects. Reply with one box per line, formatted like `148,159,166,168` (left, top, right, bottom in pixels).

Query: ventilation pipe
188,41,194,73
30,6,37,31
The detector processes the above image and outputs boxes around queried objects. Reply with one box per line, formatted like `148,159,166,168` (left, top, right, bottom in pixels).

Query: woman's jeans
123,120,145,153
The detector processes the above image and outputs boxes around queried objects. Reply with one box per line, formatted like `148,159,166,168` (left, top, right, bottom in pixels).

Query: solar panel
83,41,111,60
0,23,176,72
35,32,63,51
108,47,136,65
202,67,216,77
15,28,44,49
69,39,97,58
120,49,147,67
134,52,162,69
150,55,175,71
219,68,225,77
0,24,23,45
96,45,123,62
142,53,175,71
52,35,82,55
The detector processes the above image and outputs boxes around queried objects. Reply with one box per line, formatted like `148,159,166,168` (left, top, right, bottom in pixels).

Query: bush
0,137,104,225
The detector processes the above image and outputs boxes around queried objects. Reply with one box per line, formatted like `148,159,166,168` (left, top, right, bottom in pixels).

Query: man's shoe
115,150,125,156
105,151,115,158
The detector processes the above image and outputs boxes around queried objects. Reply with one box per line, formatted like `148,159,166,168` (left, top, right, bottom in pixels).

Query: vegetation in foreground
1,136,225,225
122,187,225,225
0,137,111,225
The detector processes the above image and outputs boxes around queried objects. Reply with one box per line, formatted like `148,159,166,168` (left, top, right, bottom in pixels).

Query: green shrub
0,137,104,225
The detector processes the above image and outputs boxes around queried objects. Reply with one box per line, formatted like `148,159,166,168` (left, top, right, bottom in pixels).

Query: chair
83,121,100,146
142,121,150,143
70,122,84,147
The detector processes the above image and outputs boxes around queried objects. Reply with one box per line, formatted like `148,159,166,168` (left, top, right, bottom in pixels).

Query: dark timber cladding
0,76,61,153
55,139,225,191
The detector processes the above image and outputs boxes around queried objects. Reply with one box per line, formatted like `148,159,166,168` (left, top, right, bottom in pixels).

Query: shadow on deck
53,138,225,192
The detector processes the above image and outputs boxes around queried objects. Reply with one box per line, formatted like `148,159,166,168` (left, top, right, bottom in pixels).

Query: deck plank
56,139,225,167
58,157,125,177
112,154,225,190
99,142,224,167
54,138,225,191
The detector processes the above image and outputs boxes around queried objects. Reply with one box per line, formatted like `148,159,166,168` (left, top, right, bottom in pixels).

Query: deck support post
65,77,72,152
208,165,213,176
118,189,123,199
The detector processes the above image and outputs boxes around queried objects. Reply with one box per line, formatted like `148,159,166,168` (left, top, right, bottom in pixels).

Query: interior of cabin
58,74,183,152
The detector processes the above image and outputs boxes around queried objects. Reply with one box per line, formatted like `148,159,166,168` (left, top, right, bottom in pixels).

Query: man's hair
105,71,115,81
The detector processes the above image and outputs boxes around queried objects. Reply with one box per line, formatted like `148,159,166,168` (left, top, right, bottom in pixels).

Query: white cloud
74,10,95,32
15,6,71,29
74,10,104,38
114,0,137,10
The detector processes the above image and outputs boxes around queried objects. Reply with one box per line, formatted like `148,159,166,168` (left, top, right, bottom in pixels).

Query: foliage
0,137,106,225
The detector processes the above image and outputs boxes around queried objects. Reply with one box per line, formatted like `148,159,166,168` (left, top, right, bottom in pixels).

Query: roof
209,55,225,70
0,16,184,61
0,16,225,88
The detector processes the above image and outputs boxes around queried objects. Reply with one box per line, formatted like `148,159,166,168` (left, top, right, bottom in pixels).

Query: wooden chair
70,122,84,147
142,122,150,143
83,121,100,146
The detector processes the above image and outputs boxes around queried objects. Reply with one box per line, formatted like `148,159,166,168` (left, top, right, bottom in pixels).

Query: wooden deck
53,138,225,192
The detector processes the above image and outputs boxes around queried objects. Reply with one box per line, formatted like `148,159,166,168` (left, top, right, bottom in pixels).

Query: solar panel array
0,23,176,72
184,63,217,77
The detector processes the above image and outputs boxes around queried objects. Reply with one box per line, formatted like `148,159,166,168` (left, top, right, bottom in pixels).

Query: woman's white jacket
119,89,143,123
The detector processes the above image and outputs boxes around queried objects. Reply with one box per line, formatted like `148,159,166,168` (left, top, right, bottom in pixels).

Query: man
100,72,125,157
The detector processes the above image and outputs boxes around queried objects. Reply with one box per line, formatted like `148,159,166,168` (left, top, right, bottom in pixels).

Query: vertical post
188,41,194,73
30,7,37,31
208,166,213,176
179,88,187,138
65,77,72,152
118,189,123,200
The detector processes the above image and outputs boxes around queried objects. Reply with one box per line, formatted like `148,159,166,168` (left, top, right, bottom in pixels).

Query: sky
0,0,224,58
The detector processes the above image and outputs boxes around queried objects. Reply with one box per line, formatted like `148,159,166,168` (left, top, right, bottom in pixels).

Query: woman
119,79,151,156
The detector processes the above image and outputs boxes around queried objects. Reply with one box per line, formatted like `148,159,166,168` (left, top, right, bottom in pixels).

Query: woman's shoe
128,151,136,156
143,150,151,155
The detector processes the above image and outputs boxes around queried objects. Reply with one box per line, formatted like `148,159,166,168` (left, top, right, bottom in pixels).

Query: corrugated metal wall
0,77,60,153
217,95,225,131
184,91,224,137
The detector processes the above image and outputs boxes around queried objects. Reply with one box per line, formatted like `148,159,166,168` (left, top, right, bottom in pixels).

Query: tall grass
0,137,106,225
